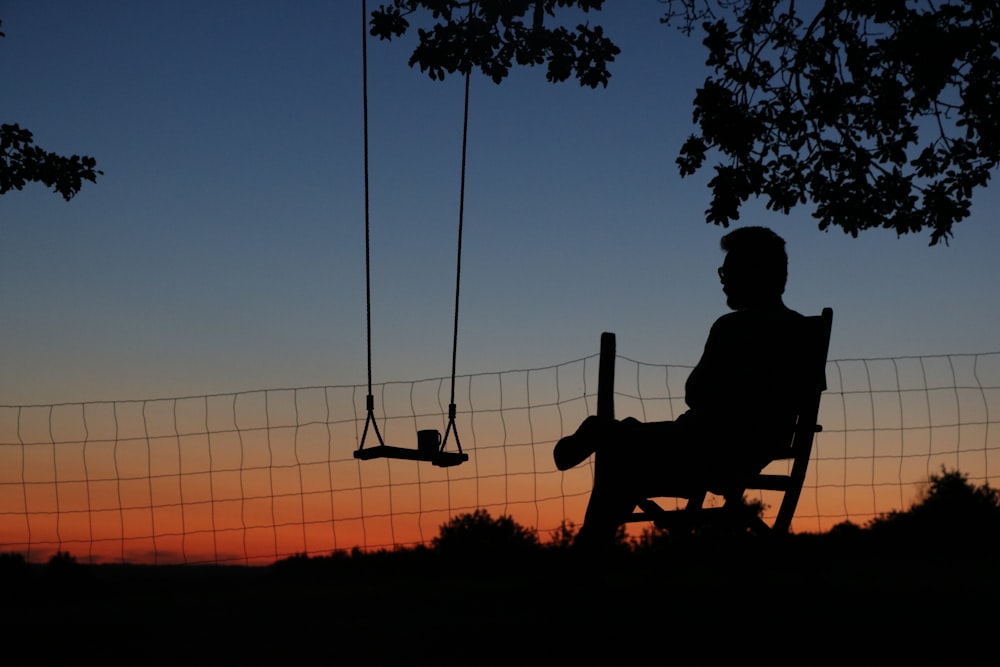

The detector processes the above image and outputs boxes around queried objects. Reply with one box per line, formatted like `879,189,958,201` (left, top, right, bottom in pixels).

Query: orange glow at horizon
2,353,998,564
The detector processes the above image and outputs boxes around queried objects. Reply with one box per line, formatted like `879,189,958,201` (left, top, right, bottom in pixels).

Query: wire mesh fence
2,350,997,564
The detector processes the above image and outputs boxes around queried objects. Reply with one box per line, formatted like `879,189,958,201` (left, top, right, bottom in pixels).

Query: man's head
718,226,788,310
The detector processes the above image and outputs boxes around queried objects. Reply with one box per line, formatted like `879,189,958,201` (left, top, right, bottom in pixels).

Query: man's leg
574,448,637,552
575,419,687,552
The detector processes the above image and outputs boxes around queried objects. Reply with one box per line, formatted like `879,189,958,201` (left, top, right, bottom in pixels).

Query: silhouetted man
555,226,808,551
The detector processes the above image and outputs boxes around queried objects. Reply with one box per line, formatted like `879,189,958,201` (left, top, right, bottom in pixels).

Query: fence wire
2,351,997,564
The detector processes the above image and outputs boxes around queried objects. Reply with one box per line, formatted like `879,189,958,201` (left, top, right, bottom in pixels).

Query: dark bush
868,468,1000,553
432,509,540,560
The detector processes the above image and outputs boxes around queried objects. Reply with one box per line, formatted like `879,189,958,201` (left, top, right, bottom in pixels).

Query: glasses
718,266,726,282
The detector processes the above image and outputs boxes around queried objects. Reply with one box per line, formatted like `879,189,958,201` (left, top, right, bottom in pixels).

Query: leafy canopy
0,20,102,202
370,0,620,87
671,0,999,245
370,1,1000,245
1,123,102,201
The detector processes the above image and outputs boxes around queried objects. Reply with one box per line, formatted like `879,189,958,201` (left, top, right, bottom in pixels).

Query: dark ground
2,535,996,662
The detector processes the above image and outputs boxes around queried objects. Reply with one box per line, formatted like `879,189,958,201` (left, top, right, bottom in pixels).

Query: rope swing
354,0,470,467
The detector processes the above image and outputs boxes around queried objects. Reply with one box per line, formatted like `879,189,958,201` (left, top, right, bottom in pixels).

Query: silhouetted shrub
432,509,540,560
0,552,29,578
827,520,866,543
630,524,671,551
270,551,318,576
868,468,1000,553
47,551,79,570
44,550,92,589
548,520,578,550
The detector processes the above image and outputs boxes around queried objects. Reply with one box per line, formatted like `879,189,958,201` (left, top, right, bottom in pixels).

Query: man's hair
720,226,788,295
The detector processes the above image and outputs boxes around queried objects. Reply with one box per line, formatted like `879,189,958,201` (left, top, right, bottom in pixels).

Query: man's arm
684,315,734,412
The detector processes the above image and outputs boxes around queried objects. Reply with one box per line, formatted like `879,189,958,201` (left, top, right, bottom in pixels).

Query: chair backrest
772,307,833,458
766,306,833,531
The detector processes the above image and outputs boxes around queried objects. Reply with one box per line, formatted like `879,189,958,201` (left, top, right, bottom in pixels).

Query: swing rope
359,0,385,453
442,46,472,454
357,0,470,464
362,0,372,404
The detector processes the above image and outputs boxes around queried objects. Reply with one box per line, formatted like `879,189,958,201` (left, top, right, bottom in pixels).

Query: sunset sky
2,1,999,562
3,0,998,407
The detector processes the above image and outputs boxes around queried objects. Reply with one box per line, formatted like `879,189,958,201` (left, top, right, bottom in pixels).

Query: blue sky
2,1,999,406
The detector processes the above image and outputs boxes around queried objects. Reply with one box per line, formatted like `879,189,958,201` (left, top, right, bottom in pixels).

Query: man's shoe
553,415,606,471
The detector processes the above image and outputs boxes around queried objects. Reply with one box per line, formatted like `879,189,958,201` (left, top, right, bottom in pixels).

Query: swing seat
354,445,469,468
354,400,468,467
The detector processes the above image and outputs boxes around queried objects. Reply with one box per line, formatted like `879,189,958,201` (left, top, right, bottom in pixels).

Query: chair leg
685,491,707,517
632,491,707,536
722,493,773,534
